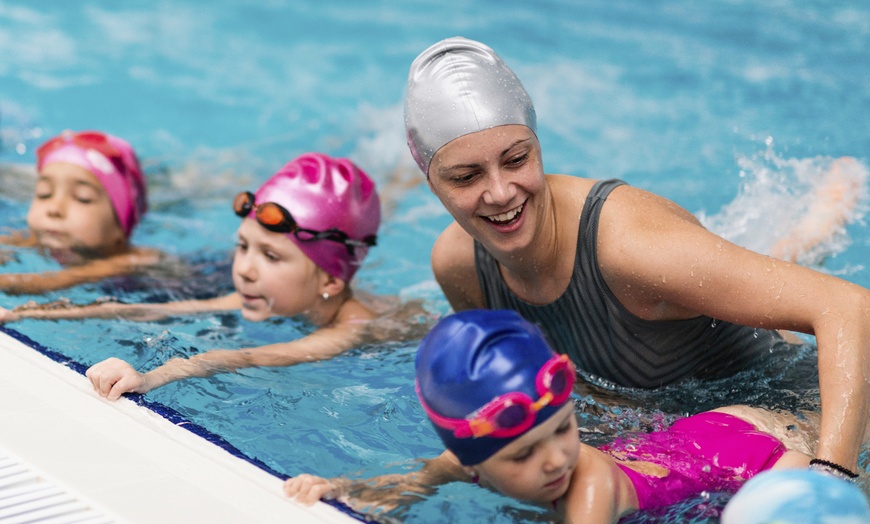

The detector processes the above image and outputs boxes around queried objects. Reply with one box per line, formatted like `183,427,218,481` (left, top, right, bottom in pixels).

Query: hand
86,357,149,400
283,474,345,505
0,306,20,323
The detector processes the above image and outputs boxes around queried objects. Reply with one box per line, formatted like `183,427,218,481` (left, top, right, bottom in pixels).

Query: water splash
697,140,869,269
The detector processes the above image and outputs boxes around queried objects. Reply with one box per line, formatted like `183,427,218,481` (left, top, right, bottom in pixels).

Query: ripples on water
2,1,870,522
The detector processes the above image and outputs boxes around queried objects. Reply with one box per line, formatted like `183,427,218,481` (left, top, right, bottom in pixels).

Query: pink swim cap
36,130,147,238
252,153,381,282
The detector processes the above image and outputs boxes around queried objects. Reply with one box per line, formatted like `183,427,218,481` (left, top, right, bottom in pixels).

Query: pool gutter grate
0,447,115,524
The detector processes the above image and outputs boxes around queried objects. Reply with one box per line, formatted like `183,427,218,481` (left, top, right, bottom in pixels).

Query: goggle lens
494,402,530,430
419,354,576,440
256,202,294,230
232,191,375,255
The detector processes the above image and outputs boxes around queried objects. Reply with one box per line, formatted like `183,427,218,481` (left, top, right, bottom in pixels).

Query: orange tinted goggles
232,191,376,255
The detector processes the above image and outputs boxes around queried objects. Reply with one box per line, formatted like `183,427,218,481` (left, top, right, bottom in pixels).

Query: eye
555,419,572,435
505,151,529,168
235,240,248,252
34,180,53,199
72,184,100,204
263,249,281,262
451,171,479,185
510,446,534,463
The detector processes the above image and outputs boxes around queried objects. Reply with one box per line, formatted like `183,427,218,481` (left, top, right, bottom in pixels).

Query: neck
495,181,570,303
305,289,352,327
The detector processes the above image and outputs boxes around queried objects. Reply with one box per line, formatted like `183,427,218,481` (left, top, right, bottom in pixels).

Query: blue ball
722,469,870,524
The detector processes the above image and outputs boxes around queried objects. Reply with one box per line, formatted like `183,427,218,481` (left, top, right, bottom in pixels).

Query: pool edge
0,328,363,524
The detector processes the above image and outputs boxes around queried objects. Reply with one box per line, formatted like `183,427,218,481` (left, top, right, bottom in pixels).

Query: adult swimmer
286,310,861,523
0,130,159,293
403,37,870,480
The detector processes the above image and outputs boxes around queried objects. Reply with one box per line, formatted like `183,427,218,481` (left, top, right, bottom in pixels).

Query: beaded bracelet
809,459,860,482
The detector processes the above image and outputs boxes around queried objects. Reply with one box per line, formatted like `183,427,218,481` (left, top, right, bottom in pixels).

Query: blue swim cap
416,309,572,466
721,469,870,524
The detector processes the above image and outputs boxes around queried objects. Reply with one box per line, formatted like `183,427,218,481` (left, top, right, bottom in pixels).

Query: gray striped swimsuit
474,179,783,388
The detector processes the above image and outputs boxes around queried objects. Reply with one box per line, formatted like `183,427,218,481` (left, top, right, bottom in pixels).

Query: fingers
85,358,144,401
0,307,19,323
283,474,337,506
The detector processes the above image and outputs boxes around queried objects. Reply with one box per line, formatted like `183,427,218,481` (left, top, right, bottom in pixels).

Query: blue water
2,1,870,522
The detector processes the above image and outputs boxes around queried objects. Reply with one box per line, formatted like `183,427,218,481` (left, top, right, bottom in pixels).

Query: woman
404,37,870,480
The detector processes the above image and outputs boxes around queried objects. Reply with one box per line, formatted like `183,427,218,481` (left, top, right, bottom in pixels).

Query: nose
233,250,257,282
541,439,570,473
44,193,67,218
482,169,516,206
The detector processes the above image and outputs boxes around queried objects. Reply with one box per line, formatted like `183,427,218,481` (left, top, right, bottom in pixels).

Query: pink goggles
418,354,575,439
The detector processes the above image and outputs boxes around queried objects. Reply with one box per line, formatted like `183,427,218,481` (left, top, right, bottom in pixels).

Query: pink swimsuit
599,412,787,510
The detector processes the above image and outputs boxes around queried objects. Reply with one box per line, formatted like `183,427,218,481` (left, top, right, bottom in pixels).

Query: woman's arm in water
0,292,241,323
597,184,870,472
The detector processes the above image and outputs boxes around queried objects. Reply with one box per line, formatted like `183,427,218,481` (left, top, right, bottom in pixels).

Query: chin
239,308,268,322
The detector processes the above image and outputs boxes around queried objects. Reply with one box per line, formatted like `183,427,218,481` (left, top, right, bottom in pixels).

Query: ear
318,271,347,298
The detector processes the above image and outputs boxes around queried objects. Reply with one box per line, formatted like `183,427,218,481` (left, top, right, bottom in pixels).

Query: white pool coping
0,329,362,524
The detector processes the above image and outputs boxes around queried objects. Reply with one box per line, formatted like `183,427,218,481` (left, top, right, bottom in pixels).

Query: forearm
814,309,870,469
345,454,465,507
12,300,173,322
143,349,247,389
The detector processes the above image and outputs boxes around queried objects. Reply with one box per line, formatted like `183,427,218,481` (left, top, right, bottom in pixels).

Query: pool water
2,1,870,522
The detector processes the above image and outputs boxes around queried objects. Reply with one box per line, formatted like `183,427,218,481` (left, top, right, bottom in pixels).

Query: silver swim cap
404,37,537,175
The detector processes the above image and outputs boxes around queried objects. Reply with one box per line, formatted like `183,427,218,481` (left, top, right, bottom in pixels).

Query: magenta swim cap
36,130,147,238
251,153,381,282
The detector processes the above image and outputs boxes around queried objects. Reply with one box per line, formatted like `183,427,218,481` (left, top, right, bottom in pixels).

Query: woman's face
26,162,127,259
477,403,579,503
232,218,326,322
427,125,546,256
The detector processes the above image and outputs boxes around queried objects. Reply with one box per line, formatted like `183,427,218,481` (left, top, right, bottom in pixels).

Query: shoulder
431,222,484,311
432,222,476,276
563,445,634,523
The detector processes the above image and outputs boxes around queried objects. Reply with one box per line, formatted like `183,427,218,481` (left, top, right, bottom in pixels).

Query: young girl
285,309,862,523
2,152,427,400
0,130,159,293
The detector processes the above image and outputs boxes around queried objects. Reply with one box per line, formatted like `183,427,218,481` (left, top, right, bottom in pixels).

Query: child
0,130,160,294
3,152,428,400
285,309,862,523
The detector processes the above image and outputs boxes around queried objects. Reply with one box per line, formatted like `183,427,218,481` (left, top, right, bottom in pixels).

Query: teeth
489,204,523,223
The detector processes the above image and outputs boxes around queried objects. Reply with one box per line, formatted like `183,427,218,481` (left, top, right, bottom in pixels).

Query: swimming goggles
232,191,377,255
419,354,575,439
36,131,122,165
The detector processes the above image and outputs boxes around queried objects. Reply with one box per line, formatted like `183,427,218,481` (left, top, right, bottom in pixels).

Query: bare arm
284,450,466,509
431,222,486,311
0,231,37,248
86,305,370,400
0,248,161,295
2,292,241,323
599,185,870,469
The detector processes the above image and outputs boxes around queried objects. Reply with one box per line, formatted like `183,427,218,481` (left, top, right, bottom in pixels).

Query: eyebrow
435,137,534,175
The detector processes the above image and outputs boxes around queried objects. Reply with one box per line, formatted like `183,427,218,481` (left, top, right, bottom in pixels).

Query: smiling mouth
484,203,524,224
